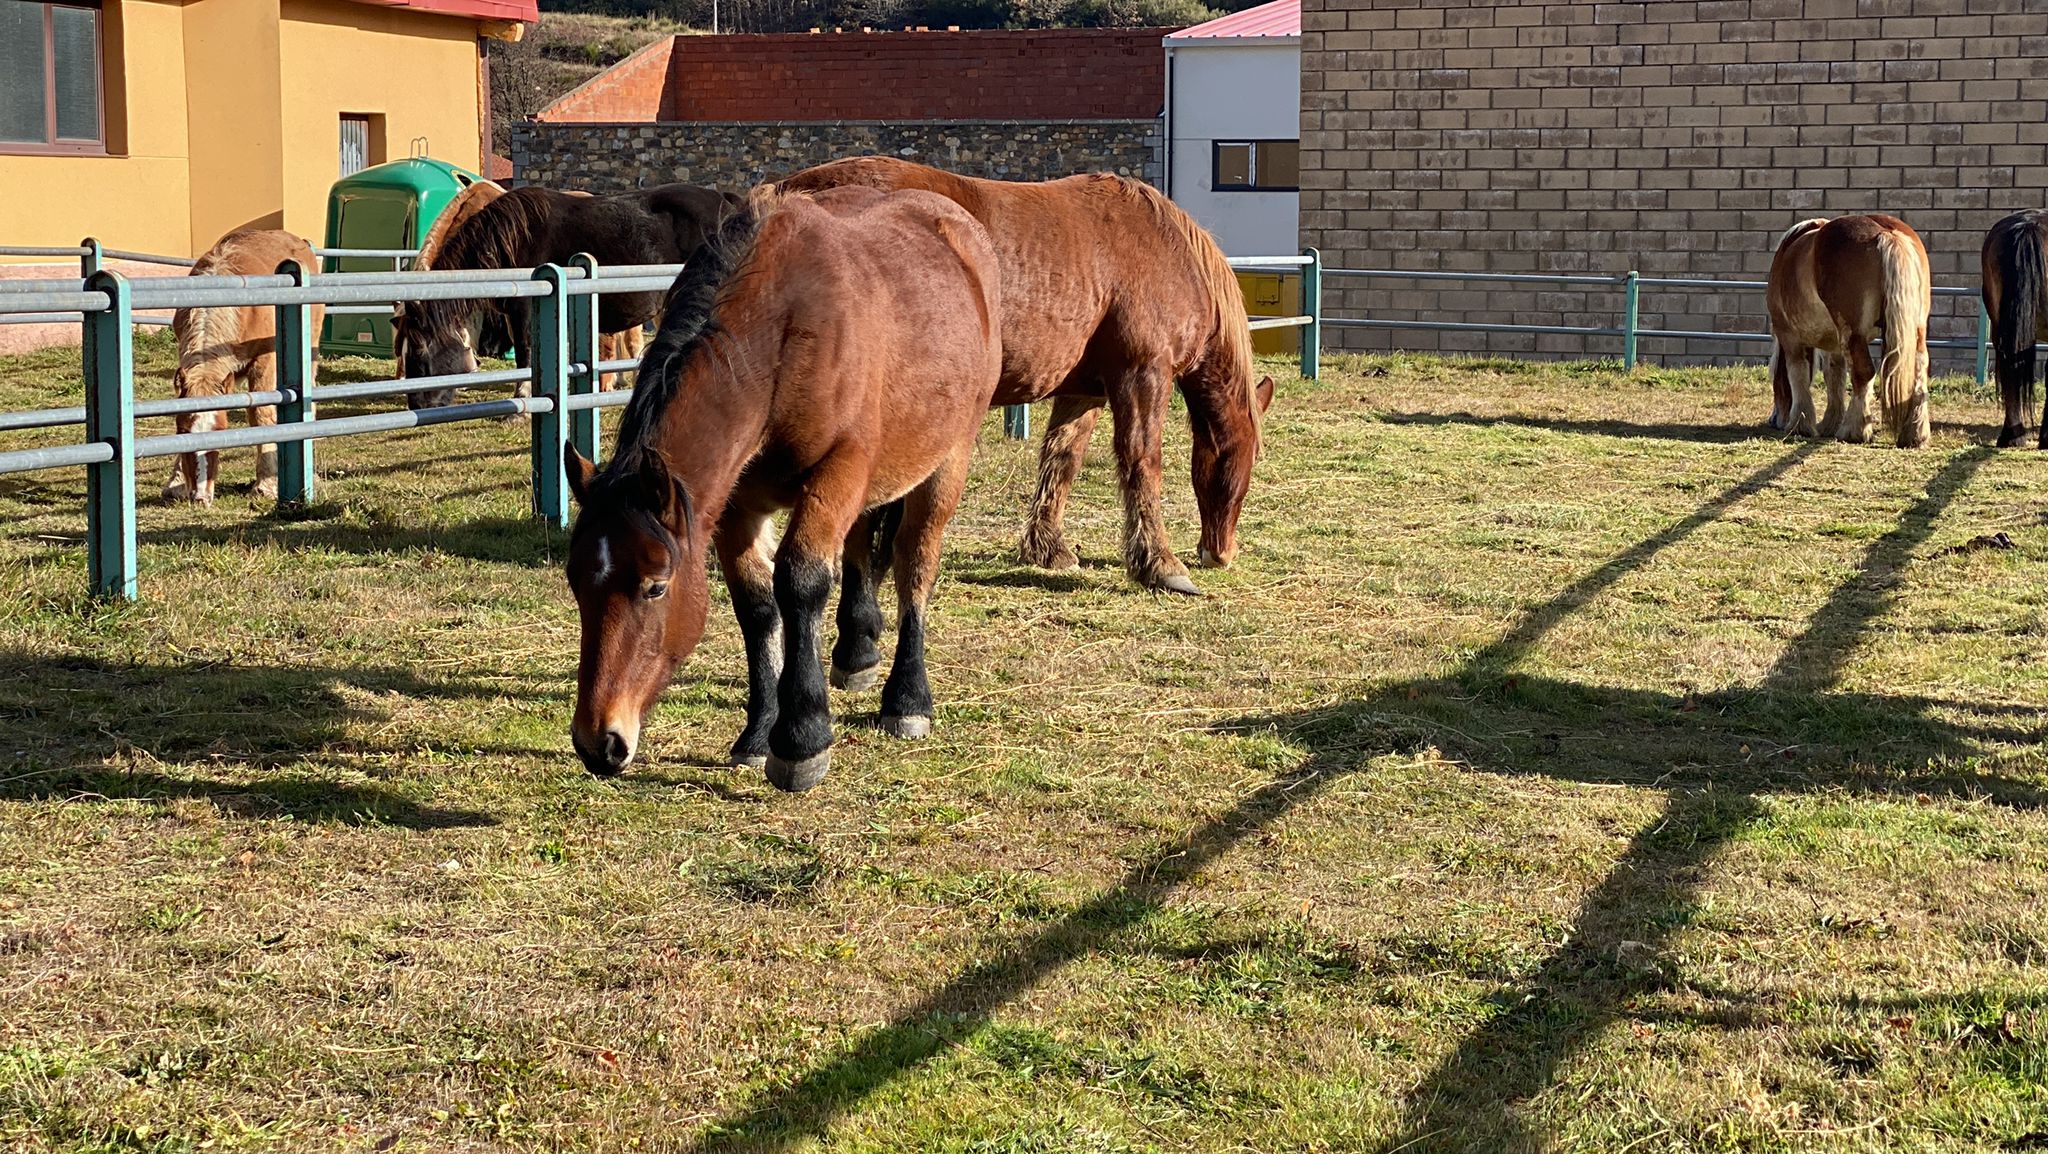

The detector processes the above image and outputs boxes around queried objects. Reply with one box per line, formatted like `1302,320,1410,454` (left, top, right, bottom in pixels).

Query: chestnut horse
406,181,643,391
161,229,324,506
1983,209,2047,447
1766,215,1932,448
394,182,739,408
563,186,1003,793
778,157,1273,595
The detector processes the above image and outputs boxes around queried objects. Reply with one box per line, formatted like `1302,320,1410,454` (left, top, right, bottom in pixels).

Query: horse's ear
565,449,597,505
638,448,695,527
1255,375,1276,414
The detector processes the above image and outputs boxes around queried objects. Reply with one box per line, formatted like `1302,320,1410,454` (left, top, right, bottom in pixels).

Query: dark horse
563,186,1003,793
393,182,740,408
1984,209,2048,448
779,157,1274,596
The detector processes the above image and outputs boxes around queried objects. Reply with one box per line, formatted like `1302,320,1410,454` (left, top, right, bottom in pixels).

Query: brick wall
1301,0,2048,365
539,29,1171,125
511,119,1164,192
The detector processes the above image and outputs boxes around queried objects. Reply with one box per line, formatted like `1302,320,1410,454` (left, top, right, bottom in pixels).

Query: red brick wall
539,37,677,123
540,29,1171,124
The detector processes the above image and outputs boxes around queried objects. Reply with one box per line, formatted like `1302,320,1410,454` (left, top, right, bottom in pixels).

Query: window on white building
1213,140,1298,192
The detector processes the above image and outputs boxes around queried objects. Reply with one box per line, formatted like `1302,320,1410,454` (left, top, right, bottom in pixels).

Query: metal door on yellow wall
1238,271,1300,356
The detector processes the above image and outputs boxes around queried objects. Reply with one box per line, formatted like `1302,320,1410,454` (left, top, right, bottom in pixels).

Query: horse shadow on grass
0,652,516,828
677,440,2048,1151
1378,408,2012,451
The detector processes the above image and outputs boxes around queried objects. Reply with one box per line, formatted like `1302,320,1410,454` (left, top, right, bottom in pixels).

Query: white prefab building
1162,0,1301,259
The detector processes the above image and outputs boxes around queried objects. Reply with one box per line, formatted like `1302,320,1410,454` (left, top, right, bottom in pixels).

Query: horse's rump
1985,211,2048,419
176,229,323,392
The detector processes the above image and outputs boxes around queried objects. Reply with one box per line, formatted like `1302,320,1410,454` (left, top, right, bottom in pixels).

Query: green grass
3,334,2048,1151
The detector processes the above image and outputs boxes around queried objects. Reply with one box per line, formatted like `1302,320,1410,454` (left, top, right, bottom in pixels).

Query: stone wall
511,119,1164,193
1300,0,2048,366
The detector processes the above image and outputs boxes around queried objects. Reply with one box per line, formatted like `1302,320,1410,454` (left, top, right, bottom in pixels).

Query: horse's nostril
603,730,630,767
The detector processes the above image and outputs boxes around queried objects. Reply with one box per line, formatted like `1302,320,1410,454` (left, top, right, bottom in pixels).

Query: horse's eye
645,581,669,601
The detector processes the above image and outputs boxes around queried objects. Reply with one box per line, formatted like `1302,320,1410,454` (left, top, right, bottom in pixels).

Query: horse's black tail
867,499,904,584
612,200,764,460
1994,218,2044,425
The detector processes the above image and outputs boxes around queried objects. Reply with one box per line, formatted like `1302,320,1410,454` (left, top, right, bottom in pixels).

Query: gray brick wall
1300,0,2048,364
513,119,1164,195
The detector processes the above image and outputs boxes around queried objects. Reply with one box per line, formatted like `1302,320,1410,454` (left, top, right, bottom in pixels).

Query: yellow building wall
183,0,287,248
278,0,483,241
0,0,193,260
0,0,484,263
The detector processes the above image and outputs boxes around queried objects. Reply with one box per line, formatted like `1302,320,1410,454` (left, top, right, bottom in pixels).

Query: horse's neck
656,336,777,540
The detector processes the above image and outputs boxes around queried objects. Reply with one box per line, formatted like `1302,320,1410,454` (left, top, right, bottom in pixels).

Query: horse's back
178,229,319,375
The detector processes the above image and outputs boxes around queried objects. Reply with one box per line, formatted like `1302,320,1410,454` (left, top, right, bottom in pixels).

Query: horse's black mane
603,200,763,485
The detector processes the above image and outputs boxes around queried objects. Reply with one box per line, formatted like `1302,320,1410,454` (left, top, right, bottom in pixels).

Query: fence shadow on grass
0,652,507,828
1376,409,2007,449
680,442,2046,1150
140,511,561,568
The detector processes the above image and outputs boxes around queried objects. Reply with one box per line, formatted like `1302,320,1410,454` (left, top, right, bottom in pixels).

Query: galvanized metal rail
0,248,666,600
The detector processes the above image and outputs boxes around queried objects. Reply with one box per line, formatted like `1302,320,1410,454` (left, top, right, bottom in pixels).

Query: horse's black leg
830,511,886,692
715,509,780,770
880,448,971,739
766,556,838,792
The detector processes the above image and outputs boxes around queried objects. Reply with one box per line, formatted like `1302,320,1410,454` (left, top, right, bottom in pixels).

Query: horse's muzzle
573,727,633,777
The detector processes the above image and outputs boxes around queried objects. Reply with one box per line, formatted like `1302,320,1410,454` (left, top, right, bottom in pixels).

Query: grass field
3,333,2047,1152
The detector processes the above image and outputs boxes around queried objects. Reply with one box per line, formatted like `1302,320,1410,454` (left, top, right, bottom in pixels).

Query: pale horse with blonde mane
161,229,325,505
1765,214,1933,448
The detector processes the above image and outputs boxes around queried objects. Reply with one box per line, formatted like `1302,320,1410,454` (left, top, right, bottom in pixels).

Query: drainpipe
1162,42,1175,196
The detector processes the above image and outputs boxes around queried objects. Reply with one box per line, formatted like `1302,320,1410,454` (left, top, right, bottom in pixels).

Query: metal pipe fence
0,248,668,600
0,236,2013,603
1319,266,1992,381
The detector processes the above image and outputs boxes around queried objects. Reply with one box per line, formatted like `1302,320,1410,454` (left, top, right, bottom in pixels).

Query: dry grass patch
1,337,2046,1152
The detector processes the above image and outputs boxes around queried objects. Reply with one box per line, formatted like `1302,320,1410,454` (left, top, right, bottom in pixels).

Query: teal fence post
1976,301,1991,388
1623,270,1641,371
1004,404,1030,440
79,236,102,278
83,270,136,601
274,259,316,506
567,253,600,465
1301,246,1321,380
530,264,571,527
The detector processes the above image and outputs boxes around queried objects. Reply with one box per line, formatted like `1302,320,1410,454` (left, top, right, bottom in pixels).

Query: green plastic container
319,157,484,359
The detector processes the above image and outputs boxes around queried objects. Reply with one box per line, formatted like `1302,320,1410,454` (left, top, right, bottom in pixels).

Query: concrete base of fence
0,261,180,355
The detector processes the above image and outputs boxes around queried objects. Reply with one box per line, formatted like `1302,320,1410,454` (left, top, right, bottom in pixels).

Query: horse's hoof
880,715,931,740
1998,426,2029,448
252,481,278,501
1197,546,1234,569
830,664,879,692
1157,573,1202,597
764,750,830,793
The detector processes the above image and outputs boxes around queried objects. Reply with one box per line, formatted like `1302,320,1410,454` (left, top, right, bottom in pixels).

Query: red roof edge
342,0,538,25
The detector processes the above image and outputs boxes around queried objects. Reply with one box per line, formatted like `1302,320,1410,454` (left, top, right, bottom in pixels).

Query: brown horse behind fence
161,229,324,506
1766,215,1932,449
563,186,1004,793
408,181,643,391
779,157,1273,595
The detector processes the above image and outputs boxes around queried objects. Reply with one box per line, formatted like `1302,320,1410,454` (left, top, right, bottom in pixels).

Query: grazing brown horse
394,182,740,408
1766,215,1932,448
563,186,1003,793
406,181,643,391
1983,209,2048,447
778,156,1273,594
161,229,324,505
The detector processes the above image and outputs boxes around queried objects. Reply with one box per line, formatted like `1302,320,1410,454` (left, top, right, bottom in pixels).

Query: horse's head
1194,373,1275,569
563,447,708,777
393,300,478,410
